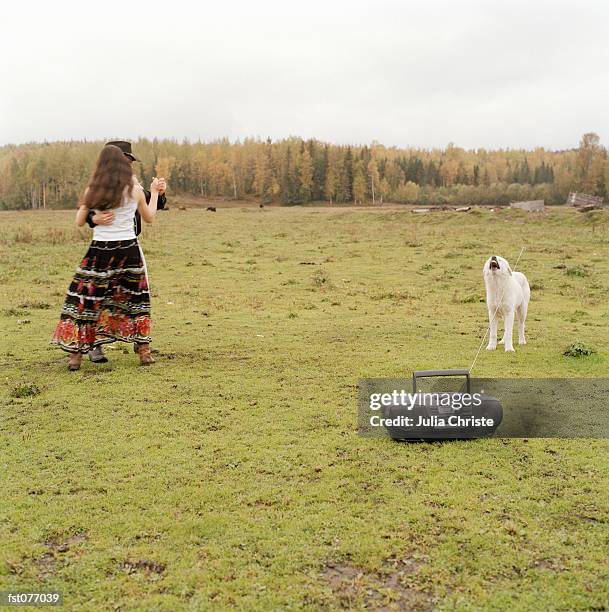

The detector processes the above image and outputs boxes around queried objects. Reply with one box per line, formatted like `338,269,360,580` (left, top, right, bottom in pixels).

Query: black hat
105,140,137,161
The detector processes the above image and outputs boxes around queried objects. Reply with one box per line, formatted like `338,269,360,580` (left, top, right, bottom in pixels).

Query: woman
51,144,160,370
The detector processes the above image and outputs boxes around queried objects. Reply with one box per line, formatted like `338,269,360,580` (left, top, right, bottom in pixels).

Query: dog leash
468,246,525,374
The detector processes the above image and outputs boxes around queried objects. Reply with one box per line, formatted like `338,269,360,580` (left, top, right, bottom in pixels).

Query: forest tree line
0,133,607,209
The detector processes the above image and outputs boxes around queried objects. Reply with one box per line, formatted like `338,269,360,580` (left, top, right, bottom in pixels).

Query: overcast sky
1,0,608,150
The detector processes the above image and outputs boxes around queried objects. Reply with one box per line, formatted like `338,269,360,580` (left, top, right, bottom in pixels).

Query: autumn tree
576,132,605,195
324,147,338,203
367,158,380,204
297,144,314,202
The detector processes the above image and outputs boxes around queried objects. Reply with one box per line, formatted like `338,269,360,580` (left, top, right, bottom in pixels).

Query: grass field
1,204,609,610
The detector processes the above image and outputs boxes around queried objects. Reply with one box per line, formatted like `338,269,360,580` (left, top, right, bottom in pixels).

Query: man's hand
155,177,167,194
150,177,161,195
91,210,115,226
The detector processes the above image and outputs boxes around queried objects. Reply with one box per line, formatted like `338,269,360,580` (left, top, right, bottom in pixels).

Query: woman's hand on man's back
92,211,115,226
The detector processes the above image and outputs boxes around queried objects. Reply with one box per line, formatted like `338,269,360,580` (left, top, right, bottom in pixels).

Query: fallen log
577,204,604,213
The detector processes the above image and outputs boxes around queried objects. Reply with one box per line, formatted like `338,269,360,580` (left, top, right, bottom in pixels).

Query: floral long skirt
51,239,151,353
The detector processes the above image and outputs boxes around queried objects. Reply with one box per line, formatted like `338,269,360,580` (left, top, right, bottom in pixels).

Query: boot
138,343,155,365
133,343,159,354
89,345,108,363
68,353,83,371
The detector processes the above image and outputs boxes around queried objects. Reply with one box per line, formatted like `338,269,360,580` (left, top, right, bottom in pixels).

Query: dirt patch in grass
321,557,434,610
120,559,166,575
3,307,30,317
530,557,568,571
44,531,88,553
19,300,51,310
565,265,590,277
370,290,412,303
10,382,41,398
33,552,58,578
311,269,333,289
22,531,91,579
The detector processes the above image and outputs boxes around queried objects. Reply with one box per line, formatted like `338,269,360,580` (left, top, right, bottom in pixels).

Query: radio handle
412,369,471,394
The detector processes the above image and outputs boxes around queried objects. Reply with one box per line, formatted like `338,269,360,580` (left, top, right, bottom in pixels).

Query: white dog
483,255,530,352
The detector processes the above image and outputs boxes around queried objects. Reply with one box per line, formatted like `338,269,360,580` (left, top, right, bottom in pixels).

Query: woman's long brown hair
80,145,134,210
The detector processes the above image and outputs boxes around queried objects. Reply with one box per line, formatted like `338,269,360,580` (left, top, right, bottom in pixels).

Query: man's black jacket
86,189,167,236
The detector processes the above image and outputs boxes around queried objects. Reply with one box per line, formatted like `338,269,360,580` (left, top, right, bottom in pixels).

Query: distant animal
206,207,216,212
259,204,264,208
483,255,530,352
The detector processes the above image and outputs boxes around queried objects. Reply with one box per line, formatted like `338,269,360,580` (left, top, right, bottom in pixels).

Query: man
87,140,168,363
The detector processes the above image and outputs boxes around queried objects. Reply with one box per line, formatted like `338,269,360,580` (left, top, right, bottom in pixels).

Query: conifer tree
339,148,353,202
298,147,314,202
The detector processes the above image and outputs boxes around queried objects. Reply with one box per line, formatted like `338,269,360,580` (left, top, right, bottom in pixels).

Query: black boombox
382,369,502,440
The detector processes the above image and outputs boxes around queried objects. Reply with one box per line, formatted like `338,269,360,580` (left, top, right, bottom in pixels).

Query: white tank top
92,186,138,241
